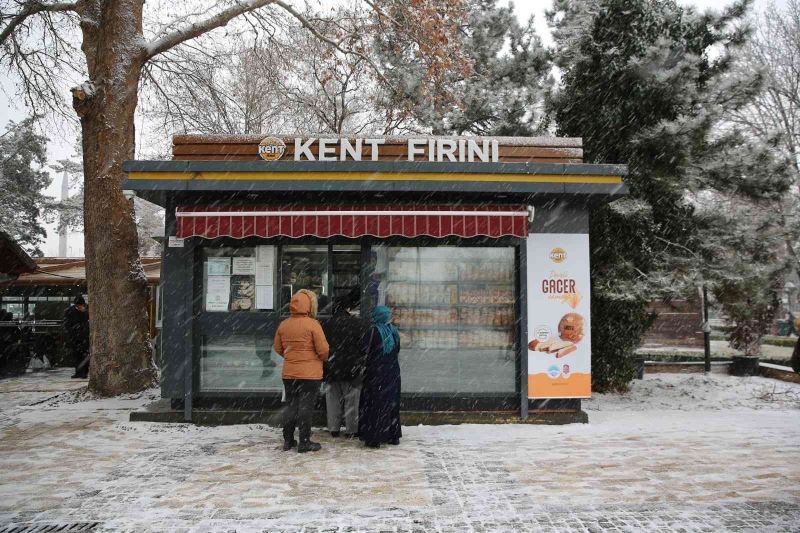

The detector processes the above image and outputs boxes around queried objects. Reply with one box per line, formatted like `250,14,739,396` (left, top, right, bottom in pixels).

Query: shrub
591,293,655,393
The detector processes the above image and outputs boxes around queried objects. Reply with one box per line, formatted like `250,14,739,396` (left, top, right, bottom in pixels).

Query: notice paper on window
206,276,231,311
257,245,275,266
232,256,256,276
255,265,273,286
256,285,274,310
207,257,231,276
255,246,275,309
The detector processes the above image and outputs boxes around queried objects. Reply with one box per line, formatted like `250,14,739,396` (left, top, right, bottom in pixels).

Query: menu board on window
526,233,591,399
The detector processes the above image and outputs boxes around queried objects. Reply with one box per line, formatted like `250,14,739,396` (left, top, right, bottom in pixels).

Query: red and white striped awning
175,205,529,239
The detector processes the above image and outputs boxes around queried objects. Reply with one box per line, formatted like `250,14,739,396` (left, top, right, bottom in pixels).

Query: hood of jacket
289,289,318,318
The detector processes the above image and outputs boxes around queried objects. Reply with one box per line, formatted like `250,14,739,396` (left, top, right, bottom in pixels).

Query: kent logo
258,137,286,161
549,247,567,263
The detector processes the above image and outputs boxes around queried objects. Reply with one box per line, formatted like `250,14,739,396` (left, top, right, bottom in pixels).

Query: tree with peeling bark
0,0,469,396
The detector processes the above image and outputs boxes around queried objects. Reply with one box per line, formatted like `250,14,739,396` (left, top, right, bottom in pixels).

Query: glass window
1,303,24,319
331,245,361,315
200,334,282,392
370,246,516,394
279,245,328,314
155,284,163,328
202,247,259,312
29,301,70,320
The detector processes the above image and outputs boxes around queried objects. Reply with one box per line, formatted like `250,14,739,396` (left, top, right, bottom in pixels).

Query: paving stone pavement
1,370,799,532
4,502,799,532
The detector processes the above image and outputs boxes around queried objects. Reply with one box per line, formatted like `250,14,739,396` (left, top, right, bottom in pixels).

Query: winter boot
297,440,322,453
282,439,298,451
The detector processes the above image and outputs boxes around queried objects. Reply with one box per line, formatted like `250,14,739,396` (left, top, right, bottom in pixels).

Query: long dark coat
321,310,368,382
358,325,402,445
63,305,89,363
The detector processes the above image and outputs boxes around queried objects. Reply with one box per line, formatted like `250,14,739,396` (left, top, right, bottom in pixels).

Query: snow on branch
144,0,278,60
0,1,76,45
272,0,388,84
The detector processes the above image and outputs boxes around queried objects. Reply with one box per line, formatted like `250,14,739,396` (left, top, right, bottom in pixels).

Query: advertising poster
527,233,591,399
230,276,255,310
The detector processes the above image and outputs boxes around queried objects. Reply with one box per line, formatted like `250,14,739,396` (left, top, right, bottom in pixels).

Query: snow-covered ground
585,372,800,411
637,339,795,362
1,370,799,532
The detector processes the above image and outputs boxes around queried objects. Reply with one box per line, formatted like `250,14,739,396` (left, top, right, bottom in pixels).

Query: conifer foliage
0,117,52,256
549,0,792,390
377,0,551,135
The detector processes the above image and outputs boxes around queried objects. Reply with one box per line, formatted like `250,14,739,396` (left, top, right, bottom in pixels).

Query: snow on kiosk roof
123,135,628,424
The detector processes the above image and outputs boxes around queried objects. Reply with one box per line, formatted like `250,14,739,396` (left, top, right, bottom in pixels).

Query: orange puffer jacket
274,290,330,380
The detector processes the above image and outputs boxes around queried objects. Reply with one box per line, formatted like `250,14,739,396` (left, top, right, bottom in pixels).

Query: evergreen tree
376,0,551,135
0,117,52,256
549,0,792,390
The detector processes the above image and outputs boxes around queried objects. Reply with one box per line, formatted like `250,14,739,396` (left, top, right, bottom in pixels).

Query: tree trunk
72,0,156,395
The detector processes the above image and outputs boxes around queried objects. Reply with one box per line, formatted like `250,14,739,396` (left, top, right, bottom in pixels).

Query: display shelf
387,278,511,285
387,258,508,264
396,324,511,331
396,346,515,352
386,279,458,284
389,303,513,308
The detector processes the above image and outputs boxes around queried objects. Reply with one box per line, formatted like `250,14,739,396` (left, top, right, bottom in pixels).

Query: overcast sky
0,0,783,255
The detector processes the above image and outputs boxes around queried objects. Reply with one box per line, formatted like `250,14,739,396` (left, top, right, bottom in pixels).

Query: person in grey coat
321,299,368,437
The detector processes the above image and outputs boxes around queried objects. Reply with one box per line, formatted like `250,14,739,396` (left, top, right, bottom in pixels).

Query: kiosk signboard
526,233,592,399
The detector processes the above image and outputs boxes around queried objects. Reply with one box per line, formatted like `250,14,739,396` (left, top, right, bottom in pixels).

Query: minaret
58,167,69,257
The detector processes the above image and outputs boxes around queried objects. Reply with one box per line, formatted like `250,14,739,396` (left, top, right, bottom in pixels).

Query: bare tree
143,5,418,137
729,0,800,277
0,0,470,396
142,34,296,136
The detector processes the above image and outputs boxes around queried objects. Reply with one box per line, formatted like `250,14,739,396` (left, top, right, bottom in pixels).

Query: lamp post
702,284,711,373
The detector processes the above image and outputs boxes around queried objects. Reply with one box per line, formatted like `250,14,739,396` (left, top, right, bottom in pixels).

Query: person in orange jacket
273,289,330,453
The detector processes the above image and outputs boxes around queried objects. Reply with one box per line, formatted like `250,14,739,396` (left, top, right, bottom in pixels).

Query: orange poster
526,234,591,398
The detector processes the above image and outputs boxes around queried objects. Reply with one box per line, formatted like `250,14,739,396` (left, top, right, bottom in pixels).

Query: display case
372,246,516,394
386,256,514,351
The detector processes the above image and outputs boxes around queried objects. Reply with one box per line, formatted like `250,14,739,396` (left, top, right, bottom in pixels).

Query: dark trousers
282,379,320,444
69,346,89,378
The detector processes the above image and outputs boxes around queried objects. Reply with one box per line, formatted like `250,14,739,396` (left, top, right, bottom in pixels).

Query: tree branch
144,0,277,60
0,0,76,45
272,0,390,86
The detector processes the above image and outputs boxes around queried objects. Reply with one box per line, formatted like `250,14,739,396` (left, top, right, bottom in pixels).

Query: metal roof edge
122,160,628,176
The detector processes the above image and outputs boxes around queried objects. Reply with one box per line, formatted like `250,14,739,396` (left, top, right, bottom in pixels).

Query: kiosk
122,135,627,421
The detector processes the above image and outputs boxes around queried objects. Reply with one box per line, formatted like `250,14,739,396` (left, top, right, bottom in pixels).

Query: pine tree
376,0,551,135
0,117,52,256
549,0,792,390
